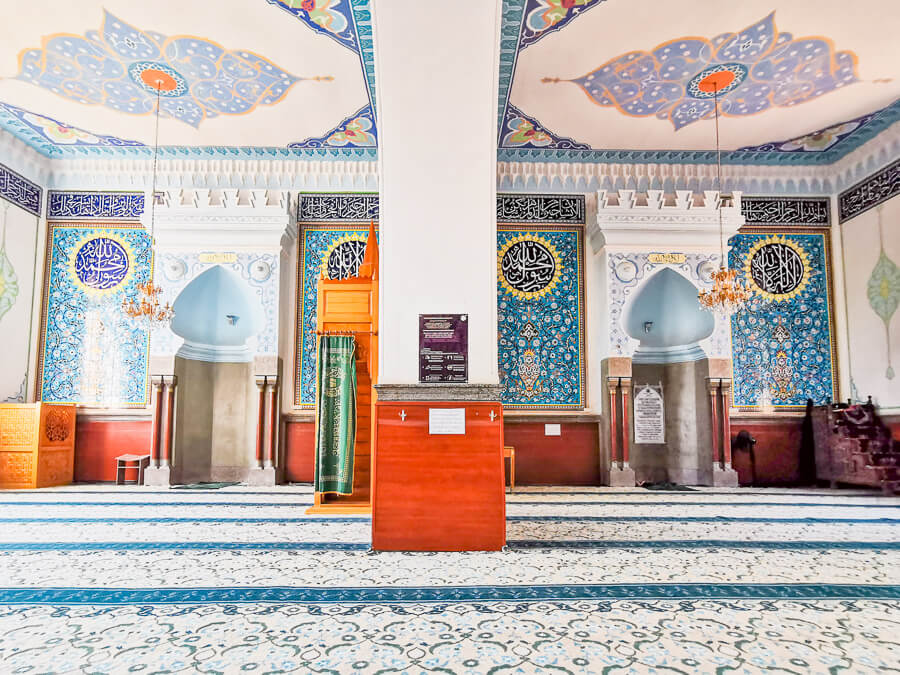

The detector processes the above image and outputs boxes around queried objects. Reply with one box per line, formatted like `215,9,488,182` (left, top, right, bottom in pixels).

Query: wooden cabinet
0,403,77,488
812,403,884,489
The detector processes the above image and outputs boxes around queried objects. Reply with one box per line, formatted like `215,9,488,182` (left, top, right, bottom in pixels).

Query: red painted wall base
729,416,804,486
74,417,152,482
502,421,599,485
283,418,315,483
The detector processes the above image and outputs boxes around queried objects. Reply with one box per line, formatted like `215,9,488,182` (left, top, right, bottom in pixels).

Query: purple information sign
419,314,468,383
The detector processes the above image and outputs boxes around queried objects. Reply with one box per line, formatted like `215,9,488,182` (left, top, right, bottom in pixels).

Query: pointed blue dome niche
623,267,714,364
171,265,264,363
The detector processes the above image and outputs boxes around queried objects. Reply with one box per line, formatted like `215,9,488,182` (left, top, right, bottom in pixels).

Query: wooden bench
115,454,151,486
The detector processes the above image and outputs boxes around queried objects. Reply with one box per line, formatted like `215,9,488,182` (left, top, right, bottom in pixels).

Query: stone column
712,378,738,486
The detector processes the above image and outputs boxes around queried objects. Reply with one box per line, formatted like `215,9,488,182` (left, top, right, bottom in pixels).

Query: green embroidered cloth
314,335,357,494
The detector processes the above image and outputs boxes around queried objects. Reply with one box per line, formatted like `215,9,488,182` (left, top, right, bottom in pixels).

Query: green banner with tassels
314,335,357,494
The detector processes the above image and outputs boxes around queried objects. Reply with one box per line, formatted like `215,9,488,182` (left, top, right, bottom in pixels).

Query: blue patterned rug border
508,540,900,550
0,542,369,551
2,540,897,552
2,500,895,508
0,583,897,605
2,516,897,524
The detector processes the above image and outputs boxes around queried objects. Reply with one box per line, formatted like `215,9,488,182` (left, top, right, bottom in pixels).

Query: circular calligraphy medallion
687,63,748,99
498,235,561,299
322,236,368,280
745,236,811,301
72,236,131,292
128,62,188,97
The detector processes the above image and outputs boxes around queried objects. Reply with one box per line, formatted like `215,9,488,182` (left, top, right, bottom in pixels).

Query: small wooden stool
115,454,151,486
503,446,516,492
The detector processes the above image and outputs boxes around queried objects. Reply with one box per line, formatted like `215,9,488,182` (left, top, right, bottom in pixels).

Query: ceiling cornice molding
44,156,379,191
0,128,52,187
828,120,900,192
497,159,834,196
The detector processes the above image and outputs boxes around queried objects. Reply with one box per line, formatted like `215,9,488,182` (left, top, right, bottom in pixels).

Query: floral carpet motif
1,485,899,672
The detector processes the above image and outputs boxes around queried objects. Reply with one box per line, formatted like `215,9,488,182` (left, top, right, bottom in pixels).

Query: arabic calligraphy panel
839,158,900,223
729,230,836,408
497,194,585,224
297,193,379,223
38,223,152,407
741,198,830,227
498,226,585,409
0,163,42,217
48,192,144,221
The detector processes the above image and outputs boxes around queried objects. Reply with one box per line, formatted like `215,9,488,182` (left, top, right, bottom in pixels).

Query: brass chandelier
698,82,751,316
122,83,174,328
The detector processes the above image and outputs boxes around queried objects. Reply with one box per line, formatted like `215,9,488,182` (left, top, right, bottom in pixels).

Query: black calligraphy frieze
0,163,42,216
497,194,585,224
839,158,900,223
501,239,556,294
741,197,830,227
74,237,130,290
326,240,368,279
298,193,379,222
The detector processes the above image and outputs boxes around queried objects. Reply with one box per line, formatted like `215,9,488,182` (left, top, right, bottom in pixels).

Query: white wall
840,193,900,412
0,198,41,401
374,0,501,384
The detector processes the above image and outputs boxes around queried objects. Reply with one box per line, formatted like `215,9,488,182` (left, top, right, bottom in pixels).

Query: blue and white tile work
729,231,836,408
0,485,899,672
498,226,585,408
37,223,152,406
607,252,730,358
151,252,280,357
296,223,377,406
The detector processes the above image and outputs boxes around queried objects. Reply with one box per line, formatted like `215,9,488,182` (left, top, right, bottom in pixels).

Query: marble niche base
607,464,636,487
712,465,740,487
143,465,171,487
245,467,276,486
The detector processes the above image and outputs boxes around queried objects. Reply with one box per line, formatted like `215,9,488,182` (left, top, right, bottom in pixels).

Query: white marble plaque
428,408,466,435
634,386,665,444
544,424,561,436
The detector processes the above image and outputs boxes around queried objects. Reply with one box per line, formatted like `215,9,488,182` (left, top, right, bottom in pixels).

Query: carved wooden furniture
812,398,900,494
0,403,76,489
307,222,378,514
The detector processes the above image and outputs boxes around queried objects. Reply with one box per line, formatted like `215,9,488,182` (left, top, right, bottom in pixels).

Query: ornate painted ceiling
1,0,898,167
498,0,900,164
0,0,375,158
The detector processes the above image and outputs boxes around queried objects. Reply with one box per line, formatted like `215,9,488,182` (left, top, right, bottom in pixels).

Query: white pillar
373,0,501,384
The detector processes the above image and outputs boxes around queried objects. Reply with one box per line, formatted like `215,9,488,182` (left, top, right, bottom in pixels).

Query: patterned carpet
1,486,899,673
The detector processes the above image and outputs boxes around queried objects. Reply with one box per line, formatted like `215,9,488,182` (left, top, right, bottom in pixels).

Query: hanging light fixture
122,83,174,328
698,82,751,316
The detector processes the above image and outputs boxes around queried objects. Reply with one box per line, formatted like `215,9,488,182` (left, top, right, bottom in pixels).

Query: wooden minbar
307,222,378,514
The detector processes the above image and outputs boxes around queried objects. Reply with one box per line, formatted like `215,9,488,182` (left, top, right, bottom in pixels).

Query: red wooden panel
502,422,599,485
373,402,505,551
730,417,804,486
283,420,315,483
74,418,152,482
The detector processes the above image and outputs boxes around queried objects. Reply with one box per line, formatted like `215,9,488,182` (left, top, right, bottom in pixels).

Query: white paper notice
544,423,561,436
633,386,665,444
428,408,466,435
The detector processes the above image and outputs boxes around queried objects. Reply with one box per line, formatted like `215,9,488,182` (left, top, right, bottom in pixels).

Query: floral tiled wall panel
38,223,151,406
729,231,836,408
497,226,585,409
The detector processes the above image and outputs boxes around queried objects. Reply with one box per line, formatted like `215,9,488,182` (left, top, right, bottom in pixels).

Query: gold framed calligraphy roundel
321,233,369,280
744,235,812,302
68,233,136,296
498,234,563,300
